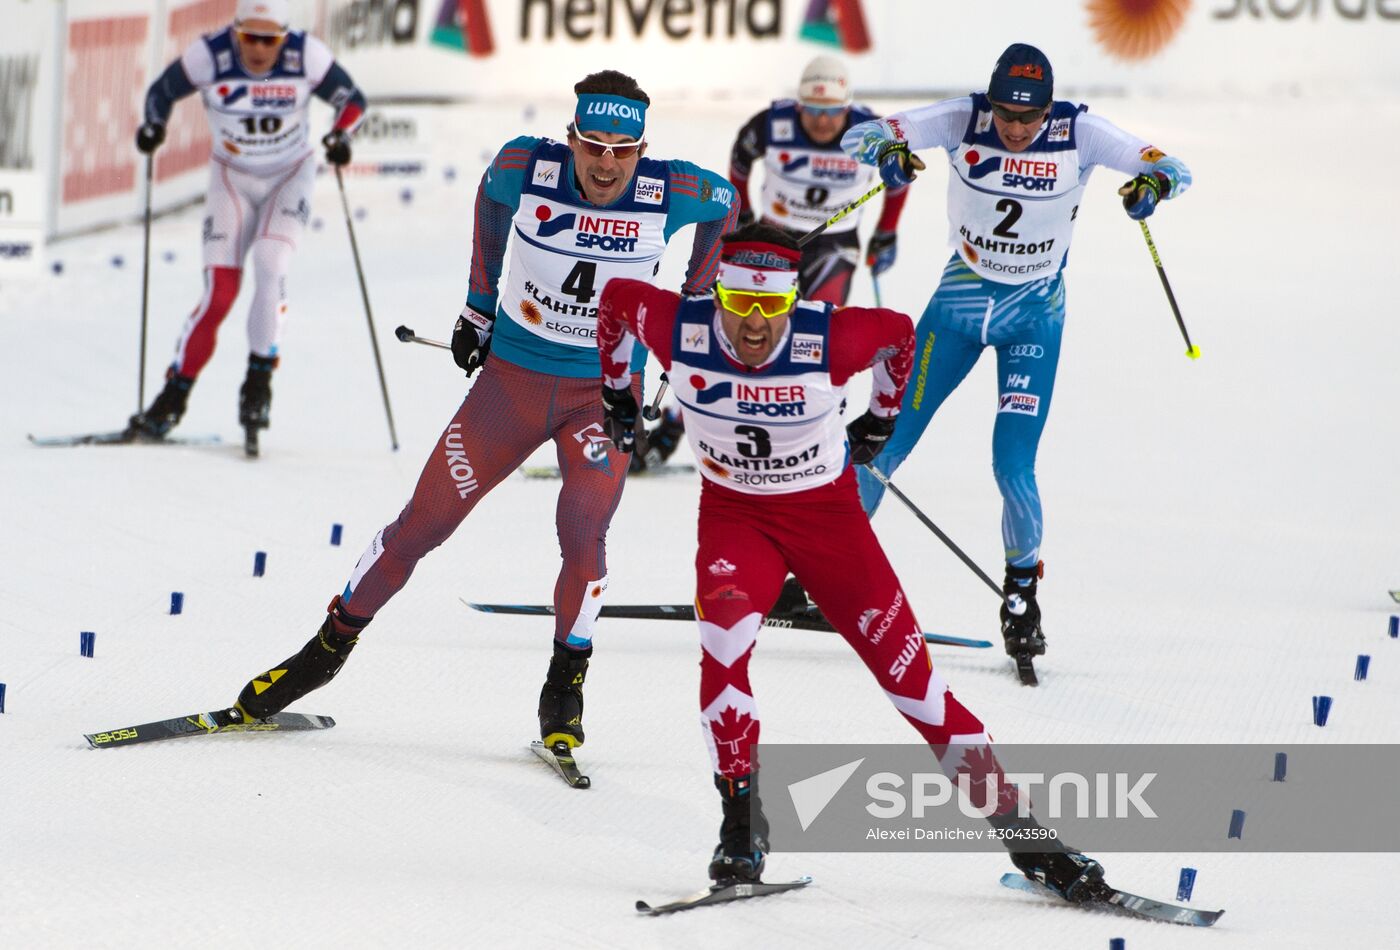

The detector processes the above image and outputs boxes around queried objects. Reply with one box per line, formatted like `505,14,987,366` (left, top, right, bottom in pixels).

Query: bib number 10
239,116,283,135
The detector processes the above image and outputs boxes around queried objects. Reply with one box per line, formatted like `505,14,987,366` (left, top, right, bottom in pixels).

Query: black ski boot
235,596,366,720
239,354,276,455
538,642,591,749
126,371,194,439
990,810,1110,902
1009,848,1112,903
709,772,770,885
771,576,810,618
1000,561,1046,658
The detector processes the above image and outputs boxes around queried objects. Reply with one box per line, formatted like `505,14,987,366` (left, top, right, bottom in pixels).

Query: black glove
846,410,897,465
451,306,494,377
601,384,639,453
136,122,166,154
866,230,898,277
322,130,352,166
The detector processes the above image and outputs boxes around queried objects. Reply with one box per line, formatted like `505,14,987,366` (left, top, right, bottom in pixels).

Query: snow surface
2,94,1397,949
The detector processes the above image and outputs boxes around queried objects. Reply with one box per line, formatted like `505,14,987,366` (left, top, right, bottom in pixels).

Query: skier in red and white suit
596,223,1113,896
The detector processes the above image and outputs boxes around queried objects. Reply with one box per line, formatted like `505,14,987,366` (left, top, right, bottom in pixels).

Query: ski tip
635,900,653,914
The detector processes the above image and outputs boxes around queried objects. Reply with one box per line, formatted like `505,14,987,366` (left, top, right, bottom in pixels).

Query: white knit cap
235,0,290,28
798,55,852,105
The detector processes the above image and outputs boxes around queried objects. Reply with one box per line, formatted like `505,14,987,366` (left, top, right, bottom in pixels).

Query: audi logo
1008,344,1044,358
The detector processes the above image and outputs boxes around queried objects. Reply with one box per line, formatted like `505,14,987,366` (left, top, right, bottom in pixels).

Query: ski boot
989,809,1110,902
235,596,366,720
538,642,591,749
126,371,194,439
709,772,770,885
771,576,809,617
238,353,276,456
1008,848,1112,903
1000,561,1045,684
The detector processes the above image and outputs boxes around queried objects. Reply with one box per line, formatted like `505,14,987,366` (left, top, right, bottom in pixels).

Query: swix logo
431,0,495,57
709,558,737,577
963,149,1002,180
887,628,925,683
219,85,247,106
1006,374,1031,390
443,422,479,497
691,376,734,405
800,0,872,53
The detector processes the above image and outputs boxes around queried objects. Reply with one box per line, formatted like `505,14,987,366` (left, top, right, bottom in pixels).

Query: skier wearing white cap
126,0,367,455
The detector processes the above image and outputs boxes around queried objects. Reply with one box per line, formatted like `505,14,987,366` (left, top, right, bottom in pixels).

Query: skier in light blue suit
842,43,1191,663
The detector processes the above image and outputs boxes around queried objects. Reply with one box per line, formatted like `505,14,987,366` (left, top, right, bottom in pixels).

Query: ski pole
871,271,883,309
642,372,669,422
798,182,885,248
335,166,399,450
137,153,153,412
394,324,451,350
862,464,1007,603
1138,220,1200,360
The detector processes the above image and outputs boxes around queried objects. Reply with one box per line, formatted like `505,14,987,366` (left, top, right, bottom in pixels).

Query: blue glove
866,230,898,277
1118,173,1167,220
876,142,925,189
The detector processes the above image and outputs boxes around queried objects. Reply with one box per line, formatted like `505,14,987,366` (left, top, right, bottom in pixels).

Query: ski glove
1119,157,1192,220
322,130,352,166
136,122,166,154
876,142,926,190
451,306,494,378
1118,173,1167,220
866,230,898,277
601,385,639,453
846,411,897,465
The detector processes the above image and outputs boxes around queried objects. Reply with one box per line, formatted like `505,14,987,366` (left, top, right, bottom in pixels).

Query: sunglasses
716,284,798,319
236,29,287,47
990,103,1048,125
799,103,849,117
571,128,644,159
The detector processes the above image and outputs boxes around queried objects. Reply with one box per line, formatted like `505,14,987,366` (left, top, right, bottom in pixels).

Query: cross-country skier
594,222,1113,900
126,0,366,450
232,70,739,759
843,43,1192,668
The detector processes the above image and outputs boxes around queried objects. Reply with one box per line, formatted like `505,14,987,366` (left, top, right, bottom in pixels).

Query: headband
575,94,647,140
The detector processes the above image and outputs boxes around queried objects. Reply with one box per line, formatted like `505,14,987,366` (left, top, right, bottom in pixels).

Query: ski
85,708,335,749
29,431,221,448
243,426,260,459
529,739,591,789
521,463,696,480
1013,653,1039,686
1389,590,1399,604
464,601,992,649
637,876,812,916
999,873,1224,928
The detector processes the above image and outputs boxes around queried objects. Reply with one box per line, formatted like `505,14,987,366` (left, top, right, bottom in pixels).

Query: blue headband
575,93,647,141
